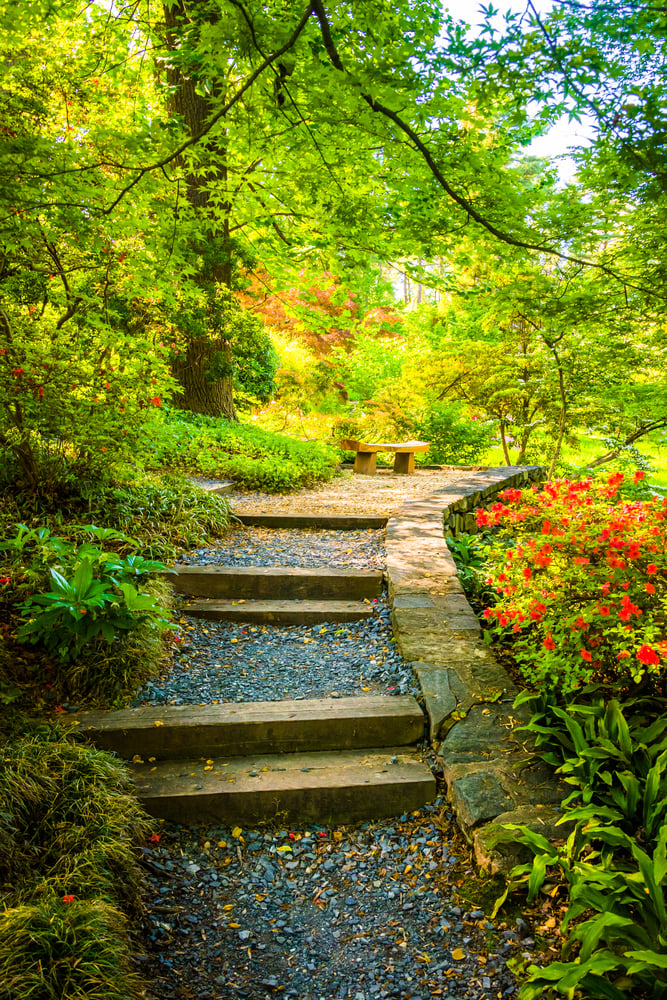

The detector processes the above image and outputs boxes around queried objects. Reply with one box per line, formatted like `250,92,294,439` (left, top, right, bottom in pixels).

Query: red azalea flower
637,644,661,666
149,832,161,843
634,470,646,483
647,564,658,575
580,649,593,662
62,894,75,904
646,583,656,595
543,634,556,651
598,606,610,616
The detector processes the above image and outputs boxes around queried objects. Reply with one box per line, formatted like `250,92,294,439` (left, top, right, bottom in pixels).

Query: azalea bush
478,472,667,694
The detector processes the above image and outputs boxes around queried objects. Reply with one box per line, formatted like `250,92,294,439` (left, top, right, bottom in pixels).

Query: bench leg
354,451,377,474
393,452,415,474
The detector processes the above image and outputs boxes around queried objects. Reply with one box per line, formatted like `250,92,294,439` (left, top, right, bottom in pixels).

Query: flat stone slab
413,665,469,740
181,599,374,625
231,513,388,529
170,565,383,600
68,696,426,759
188,477,235,495
131,747,436,825
439,702,532,764
449,770,516,830
473,804,573,875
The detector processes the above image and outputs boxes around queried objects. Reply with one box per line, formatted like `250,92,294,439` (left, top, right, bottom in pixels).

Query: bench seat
339,439,430,475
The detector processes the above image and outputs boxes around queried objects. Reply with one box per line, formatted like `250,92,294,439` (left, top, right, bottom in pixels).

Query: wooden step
181,598,374,624
68,696,426,759
170,565,383,600
130,747,435,825
231,513,387,529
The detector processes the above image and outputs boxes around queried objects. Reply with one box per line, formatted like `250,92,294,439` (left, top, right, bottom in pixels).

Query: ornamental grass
0,725,152,999
0,729,150,914
0,898,144,1000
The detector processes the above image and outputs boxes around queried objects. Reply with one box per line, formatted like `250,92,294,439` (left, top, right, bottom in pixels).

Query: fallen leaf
451,948,465,961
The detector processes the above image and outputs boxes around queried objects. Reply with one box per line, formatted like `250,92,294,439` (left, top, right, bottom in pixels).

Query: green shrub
0,524,173,704
446,532,498,614
0,310,172,498
0,728,150,913
6,526,171,658
414,402,493,465
0,726,149,1000
233,311,278,406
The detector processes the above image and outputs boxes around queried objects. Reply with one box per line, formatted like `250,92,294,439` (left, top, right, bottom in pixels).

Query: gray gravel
138,807,526,1000
178,526,385,570
133,600,419,706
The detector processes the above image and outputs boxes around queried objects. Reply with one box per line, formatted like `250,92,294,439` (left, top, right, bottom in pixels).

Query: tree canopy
1,0,665,484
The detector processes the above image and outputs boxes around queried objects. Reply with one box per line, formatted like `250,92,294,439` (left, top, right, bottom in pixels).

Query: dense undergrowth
451,472,667,1000
0,714,151,1000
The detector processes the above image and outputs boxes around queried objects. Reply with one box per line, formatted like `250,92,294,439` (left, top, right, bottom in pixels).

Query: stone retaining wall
386,465,569,873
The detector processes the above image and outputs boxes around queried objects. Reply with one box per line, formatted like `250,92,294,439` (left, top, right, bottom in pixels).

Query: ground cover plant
138,408,338,493
474,472,667,999
0,715,152,1000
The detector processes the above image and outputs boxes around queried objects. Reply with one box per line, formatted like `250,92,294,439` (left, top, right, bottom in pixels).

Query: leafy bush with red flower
478,471,667,693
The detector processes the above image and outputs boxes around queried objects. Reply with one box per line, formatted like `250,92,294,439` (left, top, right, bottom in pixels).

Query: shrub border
386,465,569,872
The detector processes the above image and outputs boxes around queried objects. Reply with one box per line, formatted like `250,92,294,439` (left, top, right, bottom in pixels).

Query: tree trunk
163,1,237,420
499,418,512,465
171,337,236,418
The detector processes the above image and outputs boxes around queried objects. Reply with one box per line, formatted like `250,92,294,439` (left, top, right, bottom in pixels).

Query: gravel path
138,808,529,1000
178,526,385,571
229,467,471,518
134,601,419,706
133,515,524,999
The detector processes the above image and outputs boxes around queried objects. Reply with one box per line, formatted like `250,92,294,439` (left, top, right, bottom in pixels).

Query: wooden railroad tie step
130,747,436,826
67,696,426,759
231,513,388,530
169,565,383,601
181,598,375,625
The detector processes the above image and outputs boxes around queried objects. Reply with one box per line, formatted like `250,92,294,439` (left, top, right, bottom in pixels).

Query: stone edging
386,466,569,873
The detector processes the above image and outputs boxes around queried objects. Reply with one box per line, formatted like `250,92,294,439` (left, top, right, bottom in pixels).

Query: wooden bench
339,439,430,475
